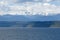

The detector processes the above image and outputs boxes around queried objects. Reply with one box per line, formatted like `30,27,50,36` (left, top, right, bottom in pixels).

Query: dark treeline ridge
0,21,60,27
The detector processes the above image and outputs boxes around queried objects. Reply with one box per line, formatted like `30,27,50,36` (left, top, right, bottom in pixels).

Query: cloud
0,1,8,6
42,0,52,2
8,2,60,16
0,0,60,16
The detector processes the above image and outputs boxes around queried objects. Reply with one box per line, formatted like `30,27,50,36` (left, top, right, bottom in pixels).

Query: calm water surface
0,27,60,40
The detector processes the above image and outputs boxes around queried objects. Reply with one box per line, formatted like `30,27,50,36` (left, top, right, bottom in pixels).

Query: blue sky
0,0,60,16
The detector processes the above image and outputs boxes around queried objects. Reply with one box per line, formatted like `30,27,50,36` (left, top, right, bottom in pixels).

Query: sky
0,0,60,16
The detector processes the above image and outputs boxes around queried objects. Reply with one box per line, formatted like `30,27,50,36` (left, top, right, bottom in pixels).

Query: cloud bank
0,0,60,16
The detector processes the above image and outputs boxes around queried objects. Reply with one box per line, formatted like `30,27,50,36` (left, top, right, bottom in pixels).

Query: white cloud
7,2,60,16
34,0,40,2
46,0,52,2
0,11,4,15
42,0,52,2
34,0,52,2
0,1,8,6
0,0,60,16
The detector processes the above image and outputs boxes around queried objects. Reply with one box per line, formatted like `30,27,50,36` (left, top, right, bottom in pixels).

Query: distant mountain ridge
0,14,60,21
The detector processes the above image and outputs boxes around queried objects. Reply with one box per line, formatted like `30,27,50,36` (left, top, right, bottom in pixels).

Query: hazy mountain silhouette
0,14,60,21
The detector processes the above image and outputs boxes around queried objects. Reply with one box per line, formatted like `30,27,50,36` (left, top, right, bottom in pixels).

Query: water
0,27,60,40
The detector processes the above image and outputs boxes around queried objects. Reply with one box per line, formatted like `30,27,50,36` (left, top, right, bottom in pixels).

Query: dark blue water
0,27,60,40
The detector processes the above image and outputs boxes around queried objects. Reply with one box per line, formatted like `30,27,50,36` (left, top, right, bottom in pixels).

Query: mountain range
0,14,60,21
